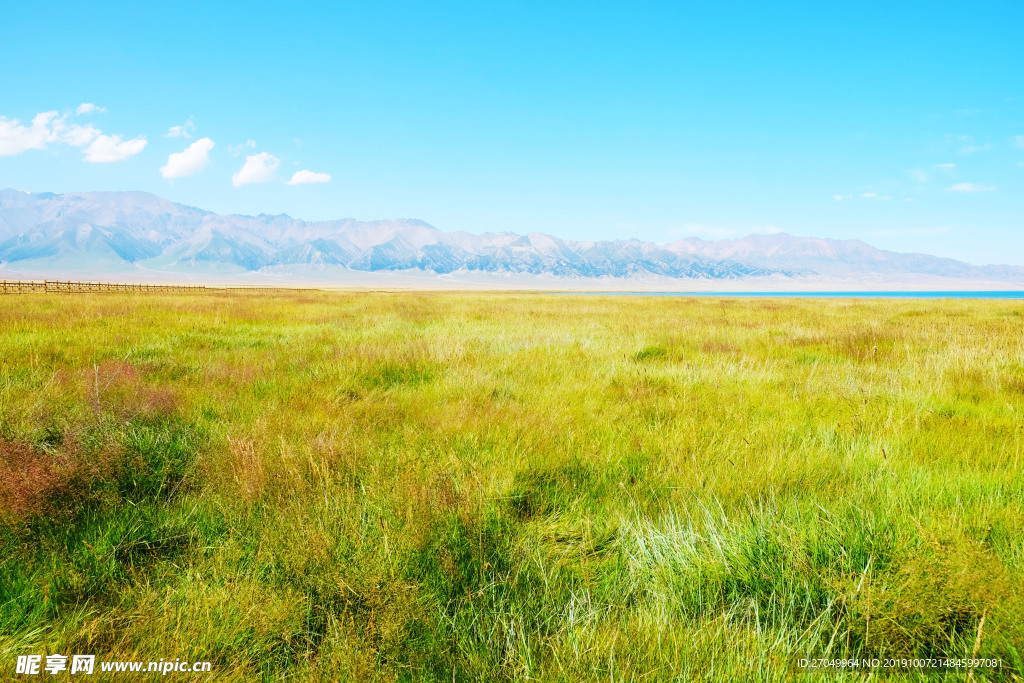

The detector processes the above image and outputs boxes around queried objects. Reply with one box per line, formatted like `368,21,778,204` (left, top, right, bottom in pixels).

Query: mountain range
1,189,1022,287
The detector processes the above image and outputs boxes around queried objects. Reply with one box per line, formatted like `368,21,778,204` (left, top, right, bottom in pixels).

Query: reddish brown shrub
0,439,79,521
87,360,180,418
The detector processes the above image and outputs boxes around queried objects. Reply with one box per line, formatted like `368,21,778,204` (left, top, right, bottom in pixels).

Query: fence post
0,278,299,295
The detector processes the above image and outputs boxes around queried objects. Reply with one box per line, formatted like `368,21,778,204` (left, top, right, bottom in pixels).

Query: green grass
1,291,1023,680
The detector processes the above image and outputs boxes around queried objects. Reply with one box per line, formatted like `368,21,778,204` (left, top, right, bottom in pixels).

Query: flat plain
1,291,1022,681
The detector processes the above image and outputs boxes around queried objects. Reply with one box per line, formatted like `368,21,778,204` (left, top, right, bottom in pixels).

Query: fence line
0,280,318,295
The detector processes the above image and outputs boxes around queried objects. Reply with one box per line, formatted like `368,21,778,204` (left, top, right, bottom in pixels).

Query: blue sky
1,1,1022,264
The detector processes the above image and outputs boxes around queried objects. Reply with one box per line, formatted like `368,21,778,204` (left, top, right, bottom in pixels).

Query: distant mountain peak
2,189,1023,284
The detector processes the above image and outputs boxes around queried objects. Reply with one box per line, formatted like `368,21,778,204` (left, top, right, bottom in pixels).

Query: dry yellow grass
1,291,1022,680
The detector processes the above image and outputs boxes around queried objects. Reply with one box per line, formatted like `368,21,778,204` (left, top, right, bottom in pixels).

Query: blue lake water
553,291,1024,299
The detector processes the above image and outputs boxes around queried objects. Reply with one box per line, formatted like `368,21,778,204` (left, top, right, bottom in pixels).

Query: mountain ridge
2,189,1022,285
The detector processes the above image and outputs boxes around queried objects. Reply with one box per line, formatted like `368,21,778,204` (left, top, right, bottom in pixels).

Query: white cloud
166,117,196,138
908,169,927,183
76,103,105,115
873,226,952,237
666,223,781,240
859,192,891,200
285,169,331,185
666,223,733,239
56,120,101,147
0,110,100,156
954,135,990,154
946,182,995,193
160,137,215,179
934,163,956,170
0,115,50,155
83,134,147,162
226,139,256,156
232,152,280,187
833,194,850,201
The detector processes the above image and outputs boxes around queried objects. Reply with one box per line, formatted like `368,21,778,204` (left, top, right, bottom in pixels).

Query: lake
554,291,1024,299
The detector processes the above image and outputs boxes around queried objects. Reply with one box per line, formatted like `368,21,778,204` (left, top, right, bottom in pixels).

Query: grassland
1,290,1022,681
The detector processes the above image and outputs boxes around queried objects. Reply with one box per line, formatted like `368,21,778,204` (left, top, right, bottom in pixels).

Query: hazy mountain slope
666,233,1024,280
2,189,1022,283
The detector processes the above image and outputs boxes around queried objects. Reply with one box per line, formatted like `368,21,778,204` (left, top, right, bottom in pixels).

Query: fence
0,280,317,294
